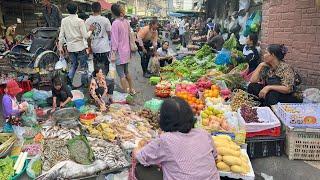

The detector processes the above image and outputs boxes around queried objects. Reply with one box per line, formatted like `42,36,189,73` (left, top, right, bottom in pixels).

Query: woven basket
285,127,320,160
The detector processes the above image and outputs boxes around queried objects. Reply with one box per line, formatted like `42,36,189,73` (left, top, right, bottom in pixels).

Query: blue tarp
168,12,186,17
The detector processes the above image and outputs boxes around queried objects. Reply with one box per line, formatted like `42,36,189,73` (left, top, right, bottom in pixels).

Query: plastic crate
246,134,285,159
238,107,281,133
276,103,320,128
285,127,320,160
246,126,281,138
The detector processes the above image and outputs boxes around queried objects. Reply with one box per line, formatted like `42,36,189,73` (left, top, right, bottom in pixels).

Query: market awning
98,0,112,10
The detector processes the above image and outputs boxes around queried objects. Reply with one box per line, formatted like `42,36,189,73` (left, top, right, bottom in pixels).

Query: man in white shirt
178,17,186,47
58,2,94,82
85,2,111,75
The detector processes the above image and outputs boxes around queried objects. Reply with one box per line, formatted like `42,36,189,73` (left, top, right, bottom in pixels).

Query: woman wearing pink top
134,97,220,180
110,4,135,94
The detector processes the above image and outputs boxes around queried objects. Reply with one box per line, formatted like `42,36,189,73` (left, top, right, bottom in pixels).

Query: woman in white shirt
157,41,174,67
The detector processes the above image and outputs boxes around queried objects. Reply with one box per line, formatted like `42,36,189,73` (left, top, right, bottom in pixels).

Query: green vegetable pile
223,34,238,50
31,159,42,176
161,45,216,82
0,156,14,180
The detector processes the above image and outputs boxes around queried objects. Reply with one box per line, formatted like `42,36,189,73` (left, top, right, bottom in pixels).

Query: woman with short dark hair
248,44,302,106
134,97,220,180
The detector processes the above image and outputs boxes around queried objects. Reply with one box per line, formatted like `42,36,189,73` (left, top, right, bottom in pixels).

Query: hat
6,80,22,95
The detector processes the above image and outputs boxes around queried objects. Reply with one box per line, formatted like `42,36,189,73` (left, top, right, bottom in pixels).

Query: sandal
129,89,137,96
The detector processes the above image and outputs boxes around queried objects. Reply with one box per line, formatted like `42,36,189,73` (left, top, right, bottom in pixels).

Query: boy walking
85,2,112,75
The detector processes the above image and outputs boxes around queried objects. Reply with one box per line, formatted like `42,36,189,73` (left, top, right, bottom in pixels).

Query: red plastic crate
246,126,281,138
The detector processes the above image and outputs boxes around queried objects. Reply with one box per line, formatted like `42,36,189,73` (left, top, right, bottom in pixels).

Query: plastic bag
251,11,262,32
32,89,51,101
12,125,25,140
112,91,128,104
303,88,320,103
55,56,67,71
215,48,231,65
21,104,37,127
147,56,160,74
239,0,250,11
107,62,116,80
26,155,42,179
144,99,164,112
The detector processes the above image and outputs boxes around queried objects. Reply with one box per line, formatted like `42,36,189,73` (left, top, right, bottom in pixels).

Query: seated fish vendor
2,80,27,132
89,68,114,111
48,77,73,112
133,97,219,180
248,44,302,106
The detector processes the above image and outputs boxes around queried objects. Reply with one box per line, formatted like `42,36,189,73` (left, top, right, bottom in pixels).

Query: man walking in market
41,0,62,28
85,2,112,76
58,2,95,85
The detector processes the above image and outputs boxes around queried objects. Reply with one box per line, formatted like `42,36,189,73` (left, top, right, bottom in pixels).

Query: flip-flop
129,89,137,96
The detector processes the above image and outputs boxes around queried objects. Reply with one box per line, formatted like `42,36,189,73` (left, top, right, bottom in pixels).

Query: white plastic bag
55,56,67,71
239,0,250,11
303,88,320,103
107,62,116,80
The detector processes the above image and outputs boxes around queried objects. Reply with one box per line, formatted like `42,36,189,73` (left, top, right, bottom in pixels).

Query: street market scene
0,0,320,179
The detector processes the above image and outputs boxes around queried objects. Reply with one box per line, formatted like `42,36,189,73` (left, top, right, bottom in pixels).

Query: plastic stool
20,80,32,92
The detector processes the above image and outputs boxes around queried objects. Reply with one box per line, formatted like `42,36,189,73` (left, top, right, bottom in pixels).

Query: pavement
1,53,320,180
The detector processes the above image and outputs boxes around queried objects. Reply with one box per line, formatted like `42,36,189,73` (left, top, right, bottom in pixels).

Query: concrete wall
261,0,320,88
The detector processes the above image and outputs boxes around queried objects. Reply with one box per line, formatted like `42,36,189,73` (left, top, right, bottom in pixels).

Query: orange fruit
211,85,220,91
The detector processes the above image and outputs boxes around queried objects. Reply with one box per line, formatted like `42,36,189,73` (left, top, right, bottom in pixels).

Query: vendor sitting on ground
233,33,260,74
48,77,73,112
207,23,224,51
89,68,114,111
248,44,302,106
2,80,27,132
157,41,174,67
133,97,219,180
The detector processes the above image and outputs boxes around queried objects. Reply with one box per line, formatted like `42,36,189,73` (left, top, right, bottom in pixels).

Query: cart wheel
34,50,59,73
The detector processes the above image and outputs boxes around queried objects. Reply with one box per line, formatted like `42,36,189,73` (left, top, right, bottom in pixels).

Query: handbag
127,21,138,52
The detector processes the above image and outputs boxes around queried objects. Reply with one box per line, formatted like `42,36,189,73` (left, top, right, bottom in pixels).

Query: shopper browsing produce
232,33,260,74
248,44,302,106
89,68,114,111
1,80,27,132
133,97,220,180
48,77,73,112
207,24,224,51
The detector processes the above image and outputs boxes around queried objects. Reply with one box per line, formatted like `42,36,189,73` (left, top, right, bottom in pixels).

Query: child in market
132,97,220,180
232,33,260,74
89,68,114,111
48,77,73,112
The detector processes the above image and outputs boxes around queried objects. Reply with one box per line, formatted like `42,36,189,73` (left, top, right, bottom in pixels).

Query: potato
217,161,230,172
222,156,242,166
231,165,246,173
217,147,241,157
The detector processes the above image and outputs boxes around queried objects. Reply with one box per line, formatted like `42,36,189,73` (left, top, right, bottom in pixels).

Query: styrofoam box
238,107,281,133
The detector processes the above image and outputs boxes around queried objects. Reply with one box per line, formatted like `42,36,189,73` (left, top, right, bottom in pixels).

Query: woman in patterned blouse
89,68,113,111
133,97,220,180
248,44,302,106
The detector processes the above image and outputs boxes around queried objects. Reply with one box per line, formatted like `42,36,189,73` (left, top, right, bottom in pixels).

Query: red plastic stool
20,80,32,92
